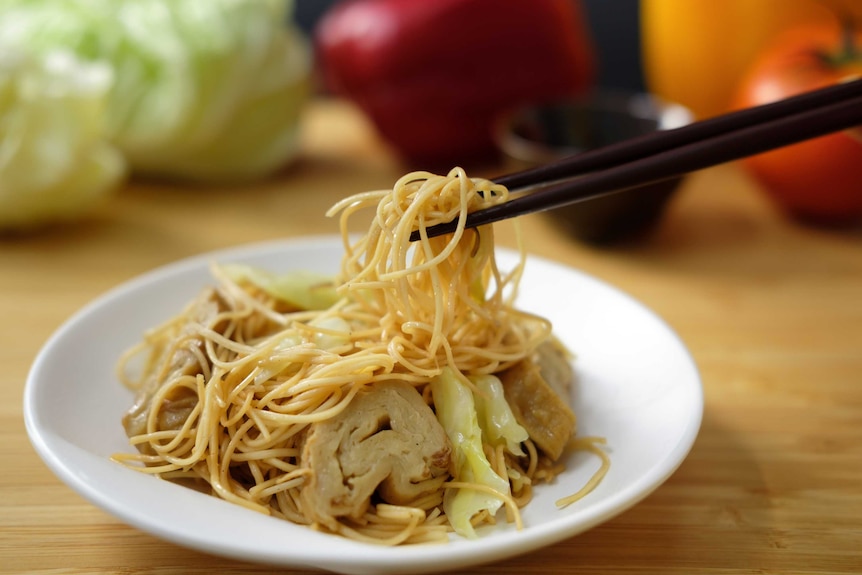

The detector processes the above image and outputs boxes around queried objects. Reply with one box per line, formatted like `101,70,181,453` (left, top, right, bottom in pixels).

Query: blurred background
2,0,859,236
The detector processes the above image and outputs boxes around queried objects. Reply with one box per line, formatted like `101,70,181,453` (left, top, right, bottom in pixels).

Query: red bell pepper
315,0,595,164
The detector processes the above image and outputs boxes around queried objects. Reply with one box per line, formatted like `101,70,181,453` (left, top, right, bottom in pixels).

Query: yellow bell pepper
640,0,862,119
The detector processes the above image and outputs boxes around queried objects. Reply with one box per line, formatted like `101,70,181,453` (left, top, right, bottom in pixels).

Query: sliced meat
300,380,452,529
121,341,204,445
498,340,577,461
122,288,225,447
534,336,575,399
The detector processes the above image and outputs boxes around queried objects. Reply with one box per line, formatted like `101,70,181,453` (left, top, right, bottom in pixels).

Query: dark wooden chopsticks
410,78,862,241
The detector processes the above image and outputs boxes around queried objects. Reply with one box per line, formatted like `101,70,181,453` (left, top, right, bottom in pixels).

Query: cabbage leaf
0,48,124,230
220,263,339,311
472,374,529,457
431,367,511,539
0,0,310,182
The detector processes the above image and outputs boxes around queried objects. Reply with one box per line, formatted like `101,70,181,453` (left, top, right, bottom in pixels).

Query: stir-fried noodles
114,168,609,544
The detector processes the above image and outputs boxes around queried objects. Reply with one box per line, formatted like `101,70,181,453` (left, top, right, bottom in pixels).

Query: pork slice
498,340,577,461
300,380,452,529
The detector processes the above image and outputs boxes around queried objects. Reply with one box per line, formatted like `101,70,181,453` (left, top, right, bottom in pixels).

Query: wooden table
2,99,861,574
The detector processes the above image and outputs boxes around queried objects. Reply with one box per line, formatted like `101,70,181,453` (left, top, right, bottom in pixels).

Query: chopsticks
410,77,862,241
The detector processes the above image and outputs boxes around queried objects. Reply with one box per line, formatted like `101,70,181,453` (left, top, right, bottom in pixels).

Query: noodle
114,167,608,544
555,438,612,508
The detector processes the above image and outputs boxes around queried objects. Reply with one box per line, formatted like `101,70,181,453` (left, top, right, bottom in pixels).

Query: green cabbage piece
254,315,350,384
0,48,124,230
0,0,310,182
220,263,339,311
307,315,352,350
472,374,529,457
431,367,512,539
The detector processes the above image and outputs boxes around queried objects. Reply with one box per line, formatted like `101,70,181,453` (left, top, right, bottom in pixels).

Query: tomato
733,24,862,224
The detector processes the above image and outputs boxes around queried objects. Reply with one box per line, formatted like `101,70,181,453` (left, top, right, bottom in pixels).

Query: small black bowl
496,92,693,244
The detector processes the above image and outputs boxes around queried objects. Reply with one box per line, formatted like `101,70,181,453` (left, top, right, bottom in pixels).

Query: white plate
24,236,702,575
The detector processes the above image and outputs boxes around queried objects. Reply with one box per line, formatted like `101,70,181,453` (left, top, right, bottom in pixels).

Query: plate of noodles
25,170,702,574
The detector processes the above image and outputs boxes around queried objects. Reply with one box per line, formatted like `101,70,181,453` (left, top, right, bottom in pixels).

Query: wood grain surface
2,99,860,575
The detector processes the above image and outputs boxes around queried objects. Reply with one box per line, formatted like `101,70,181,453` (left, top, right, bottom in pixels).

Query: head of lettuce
0,48,124,231
0,0,311,185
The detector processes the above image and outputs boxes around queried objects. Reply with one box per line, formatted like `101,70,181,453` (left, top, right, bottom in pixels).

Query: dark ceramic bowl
496,92,693,244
